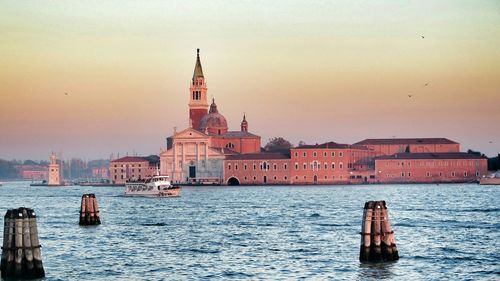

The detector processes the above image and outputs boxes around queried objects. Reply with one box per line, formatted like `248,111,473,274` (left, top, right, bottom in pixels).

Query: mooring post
359,201,374,261
359,201,399,262
1,207,45,279
79,194,101,225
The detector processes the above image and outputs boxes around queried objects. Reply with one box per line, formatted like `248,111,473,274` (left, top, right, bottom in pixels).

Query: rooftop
354,138,458,145
375,152,486,160
111,155,160,164
295,141,368,150
218,131,260,139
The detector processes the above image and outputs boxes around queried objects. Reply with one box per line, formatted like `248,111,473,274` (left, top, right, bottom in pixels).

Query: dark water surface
0,182,498,280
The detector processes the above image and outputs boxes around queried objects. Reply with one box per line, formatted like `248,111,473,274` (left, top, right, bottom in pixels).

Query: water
0,182,498,280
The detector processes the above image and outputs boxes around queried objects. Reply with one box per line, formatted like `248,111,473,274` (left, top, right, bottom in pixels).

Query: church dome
199,99,228,135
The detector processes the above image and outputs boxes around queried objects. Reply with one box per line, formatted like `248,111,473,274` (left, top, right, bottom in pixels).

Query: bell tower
48,152,60,186
241,114,248,132
189,48,209,130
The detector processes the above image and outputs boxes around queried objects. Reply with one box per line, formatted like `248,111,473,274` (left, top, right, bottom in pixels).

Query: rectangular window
313,152,317,157
273,164,277,170
284,164,288,170
244,164,247,170
332,162,335,169
228,164,231,170
339,152,343,157
235,164,238,170
331,152,335,157
295,163,299,170
303,163,307,170
253,164,256,170
323,152,327,157
303,152,307,157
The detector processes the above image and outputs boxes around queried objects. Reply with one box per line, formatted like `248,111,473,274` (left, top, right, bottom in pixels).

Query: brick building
374,152,487,183
19,165,48,180
224,152,290,185
109,155,159,184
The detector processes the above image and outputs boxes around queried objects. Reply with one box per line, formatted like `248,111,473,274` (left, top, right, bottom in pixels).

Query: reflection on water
358,261,396,280
0,182,498,280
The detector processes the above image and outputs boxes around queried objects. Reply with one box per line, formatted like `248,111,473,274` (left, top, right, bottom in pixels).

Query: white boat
124,175,181,197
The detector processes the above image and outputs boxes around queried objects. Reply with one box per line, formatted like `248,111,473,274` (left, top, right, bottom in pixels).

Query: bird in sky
421,35,425,39
424,83,429,86
489,141,493,143
65,92,68,96
408,94,413,98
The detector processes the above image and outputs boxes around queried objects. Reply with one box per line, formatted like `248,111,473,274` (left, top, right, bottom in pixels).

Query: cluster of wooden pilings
1,207,45,279
359,201,399,262
79,194,101,225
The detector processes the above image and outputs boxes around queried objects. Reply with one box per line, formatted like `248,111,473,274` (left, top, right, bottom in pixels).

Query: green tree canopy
264,137,293,151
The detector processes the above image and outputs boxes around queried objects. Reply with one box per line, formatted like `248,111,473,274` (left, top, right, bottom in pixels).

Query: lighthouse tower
189,49,209,130
47,153,60,186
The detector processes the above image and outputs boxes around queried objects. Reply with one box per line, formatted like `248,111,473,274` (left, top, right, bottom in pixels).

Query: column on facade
172,142,176,178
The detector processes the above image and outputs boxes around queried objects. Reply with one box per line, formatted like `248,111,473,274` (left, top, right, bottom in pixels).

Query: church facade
160,49,261,183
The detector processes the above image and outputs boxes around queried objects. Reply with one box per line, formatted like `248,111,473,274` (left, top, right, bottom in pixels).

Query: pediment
172,127,209,140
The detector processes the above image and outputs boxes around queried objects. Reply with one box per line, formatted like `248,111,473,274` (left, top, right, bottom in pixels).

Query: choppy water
0,182,498,280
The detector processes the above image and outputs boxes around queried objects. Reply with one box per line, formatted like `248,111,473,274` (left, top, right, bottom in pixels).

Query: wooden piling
79,194,101,225
359,201,399,262
1,207,45,279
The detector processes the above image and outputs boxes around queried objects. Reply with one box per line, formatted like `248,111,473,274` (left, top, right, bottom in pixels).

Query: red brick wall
224,159,290,185
366,143,460,156
289,147,375,184
211,136,261,154
375,158,487,183
189,108,208,130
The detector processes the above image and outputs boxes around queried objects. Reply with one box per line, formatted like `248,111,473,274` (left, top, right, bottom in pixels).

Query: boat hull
124,187,181,197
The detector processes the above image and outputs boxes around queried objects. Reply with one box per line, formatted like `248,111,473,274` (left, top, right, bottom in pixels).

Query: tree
298,141,307,147
264,137,293,151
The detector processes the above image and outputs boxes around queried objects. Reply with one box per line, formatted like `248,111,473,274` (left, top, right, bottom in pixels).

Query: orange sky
1,1,499,160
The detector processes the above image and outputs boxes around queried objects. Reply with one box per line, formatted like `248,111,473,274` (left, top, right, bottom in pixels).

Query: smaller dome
199,99,228,135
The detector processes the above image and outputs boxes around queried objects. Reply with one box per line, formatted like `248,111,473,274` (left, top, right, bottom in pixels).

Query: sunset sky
1,0,499,160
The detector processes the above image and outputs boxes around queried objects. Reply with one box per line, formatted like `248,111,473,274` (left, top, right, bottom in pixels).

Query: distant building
92,167,109,179
48,153,61,186
109,155,159,184
19,165,48,180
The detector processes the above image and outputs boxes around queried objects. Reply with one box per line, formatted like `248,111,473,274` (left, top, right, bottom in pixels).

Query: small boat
124,175,181,197
479,171,500,185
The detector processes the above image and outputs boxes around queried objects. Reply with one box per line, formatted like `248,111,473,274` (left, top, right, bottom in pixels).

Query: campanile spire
189,49,209,130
